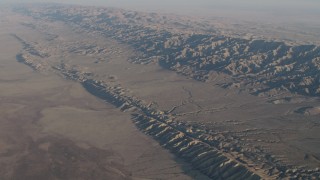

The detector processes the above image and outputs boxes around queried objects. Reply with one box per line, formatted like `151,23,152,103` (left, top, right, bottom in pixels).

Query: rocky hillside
15,32,320,179
14,4,320,98
10,3,320,179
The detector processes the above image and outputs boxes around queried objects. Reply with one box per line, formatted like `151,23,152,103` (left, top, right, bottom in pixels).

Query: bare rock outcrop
14,4,320,97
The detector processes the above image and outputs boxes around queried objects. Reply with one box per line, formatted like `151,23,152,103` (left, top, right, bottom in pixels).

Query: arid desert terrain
0,3,319,180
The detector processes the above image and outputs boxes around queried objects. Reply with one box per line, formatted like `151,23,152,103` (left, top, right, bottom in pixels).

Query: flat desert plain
0,9,208,180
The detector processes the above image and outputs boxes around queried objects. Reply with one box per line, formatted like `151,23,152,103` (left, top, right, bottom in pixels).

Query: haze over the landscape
2,0,320,17
1,0,320,26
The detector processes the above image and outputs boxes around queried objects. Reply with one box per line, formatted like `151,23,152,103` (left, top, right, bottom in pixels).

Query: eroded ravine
13,34,264,179
14,35,320,179
14,4,320,98
9,4,320,177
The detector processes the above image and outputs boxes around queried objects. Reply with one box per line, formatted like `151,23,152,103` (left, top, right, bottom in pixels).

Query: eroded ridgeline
13,34,265,179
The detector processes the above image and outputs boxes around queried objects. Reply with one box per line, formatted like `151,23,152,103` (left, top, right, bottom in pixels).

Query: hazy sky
2,0,320,9
0,0,320,8
1,0,320,24
2,0,320,12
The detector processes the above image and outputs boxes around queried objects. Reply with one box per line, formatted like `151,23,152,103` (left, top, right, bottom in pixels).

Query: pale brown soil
0,10,207,180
